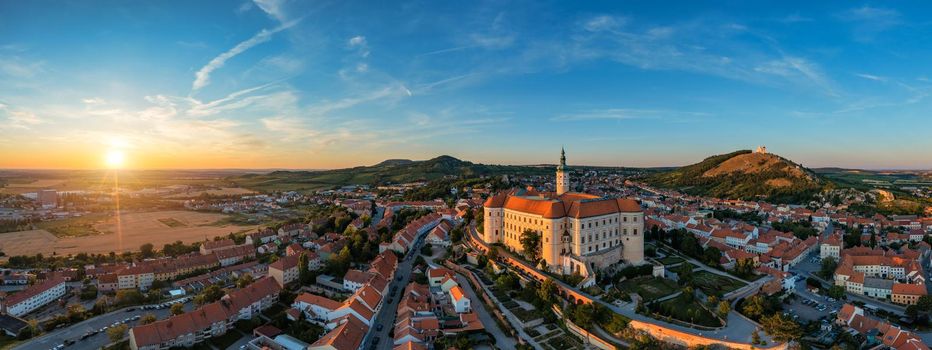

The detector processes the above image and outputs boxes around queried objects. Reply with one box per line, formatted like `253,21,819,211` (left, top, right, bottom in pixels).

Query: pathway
453,273,517,350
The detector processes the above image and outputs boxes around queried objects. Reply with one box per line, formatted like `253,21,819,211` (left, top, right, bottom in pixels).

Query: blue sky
1,1,931,169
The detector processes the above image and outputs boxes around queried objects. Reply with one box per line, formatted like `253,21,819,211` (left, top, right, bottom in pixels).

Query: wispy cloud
837,6,901,42
307,84,411,115
754,56,836,96
252,0,289,22
777,13,813,24
348,36,368,52
0,56,45,78
191,20,298,92
551,108,708,122
583,15,627,32
0,104,43,129
855,73,887,82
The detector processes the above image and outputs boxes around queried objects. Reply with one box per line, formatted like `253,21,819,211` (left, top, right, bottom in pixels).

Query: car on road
376,324,383,331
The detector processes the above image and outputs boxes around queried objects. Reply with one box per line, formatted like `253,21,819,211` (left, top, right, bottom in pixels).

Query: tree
298,252,311,284
236,274,254,288
519,229,541,261
139,243,155,258
115,290,144,307
107,324,129,343
826,285,845,299
869,232,877,248
717,301,731,319
752,329,763,345
487,246,499,261
761,313,802,342
420,243,433,256
194,285,225,306
140,314,157,325
170,303,185,315
733,258,755,278
742,295,766,320
495,273,519,290
702,247,721,267
66,303,86,322
538,279,557,305
820,257,838,279
677,263,694,285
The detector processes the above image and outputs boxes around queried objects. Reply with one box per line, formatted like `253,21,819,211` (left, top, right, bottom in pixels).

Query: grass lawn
616,276,678,302
652,293,723,327
693,271,746,296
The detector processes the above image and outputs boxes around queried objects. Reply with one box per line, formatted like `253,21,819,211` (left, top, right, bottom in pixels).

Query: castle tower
556,147,570,195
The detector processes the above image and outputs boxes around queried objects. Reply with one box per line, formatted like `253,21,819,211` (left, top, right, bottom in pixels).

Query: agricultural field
0,211,253,257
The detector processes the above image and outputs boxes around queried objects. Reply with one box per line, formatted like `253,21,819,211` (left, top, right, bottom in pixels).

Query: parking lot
16,297,193,350
786,294,839,322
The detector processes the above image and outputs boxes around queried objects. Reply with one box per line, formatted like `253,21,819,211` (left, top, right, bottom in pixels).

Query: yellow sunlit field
0,211,254,257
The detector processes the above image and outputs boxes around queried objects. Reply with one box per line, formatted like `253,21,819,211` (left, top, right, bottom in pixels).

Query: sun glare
105,150,126,169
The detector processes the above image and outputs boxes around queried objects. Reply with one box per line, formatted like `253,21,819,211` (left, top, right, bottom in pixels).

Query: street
360,227,430,350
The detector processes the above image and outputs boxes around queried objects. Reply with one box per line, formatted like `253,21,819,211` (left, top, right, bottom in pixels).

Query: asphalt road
16,301,193,350
361,230,429,350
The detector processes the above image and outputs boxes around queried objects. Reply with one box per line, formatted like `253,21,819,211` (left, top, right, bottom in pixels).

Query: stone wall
628,320,787,350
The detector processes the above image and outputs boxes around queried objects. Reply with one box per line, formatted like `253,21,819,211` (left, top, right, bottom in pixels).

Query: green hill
647,150,825,203
226,155,551,192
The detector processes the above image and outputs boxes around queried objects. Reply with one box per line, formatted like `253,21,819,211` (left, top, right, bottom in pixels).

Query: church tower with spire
556,147,570,195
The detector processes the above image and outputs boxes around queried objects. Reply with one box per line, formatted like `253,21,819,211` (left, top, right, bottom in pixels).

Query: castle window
623,216,628,222
634,229,638,235
634,217,638,222
581,237,585,243
623,229,628,235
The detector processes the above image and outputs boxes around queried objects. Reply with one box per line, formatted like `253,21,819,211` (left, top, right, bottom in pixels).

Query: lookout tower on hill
755,145,768,154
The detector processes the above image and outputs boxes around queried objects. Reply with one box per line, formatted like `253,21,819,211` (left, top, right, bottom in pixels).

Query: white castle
755,145,768,154
482,148,644,277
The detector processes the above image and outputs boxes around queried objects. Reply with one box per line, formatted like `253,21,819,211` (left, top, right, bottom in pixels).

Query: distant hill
226,155,551,192
646,150,825,203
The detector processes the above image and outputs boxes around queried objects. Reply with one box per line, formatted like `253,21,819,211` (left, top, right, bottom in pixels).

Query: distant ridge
227,155,551,192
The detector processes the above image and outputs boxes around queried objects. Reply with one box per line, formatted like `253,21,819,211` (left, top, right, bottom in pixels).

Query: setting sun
105,149,126,169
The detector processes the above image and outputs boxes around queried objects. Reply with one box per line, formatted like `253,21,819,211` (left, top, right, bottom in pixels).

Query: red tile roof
311,315,368,350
